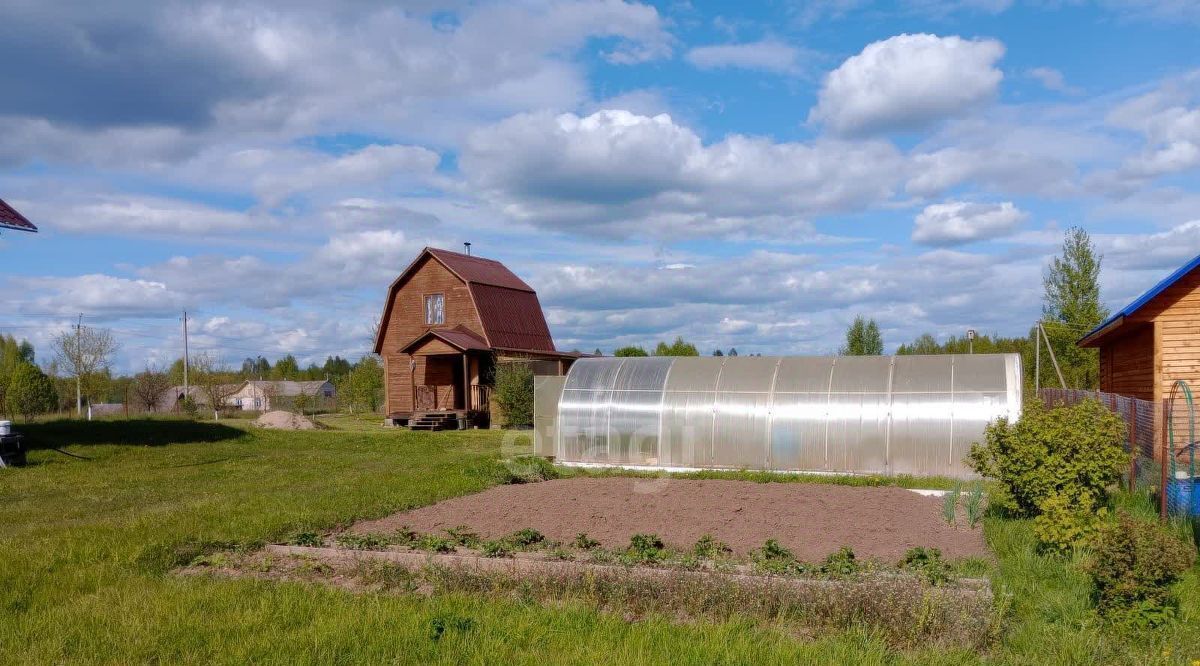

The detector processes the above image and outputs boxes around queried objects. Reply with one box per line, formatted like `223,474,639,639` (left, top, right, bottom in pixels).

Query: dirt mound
352,477,988,562
253,410,316,430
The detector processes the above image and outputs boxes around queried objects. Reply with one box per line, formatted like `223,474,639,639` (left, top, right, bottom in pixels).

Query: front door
451,355,465,410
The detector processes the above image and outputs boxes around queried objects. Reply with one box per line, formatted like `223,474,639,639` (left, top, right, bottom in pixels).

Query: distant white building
225,380,335,411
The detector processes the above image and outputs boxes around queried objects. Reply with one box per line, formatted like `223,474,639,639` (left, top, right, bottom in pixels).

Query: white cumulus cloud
912,201,1027,246
810,33,1005,136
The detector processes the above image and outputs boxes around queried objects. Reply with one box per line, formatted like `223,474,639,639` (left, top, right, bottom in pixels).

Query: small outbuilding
1078,252,1200,405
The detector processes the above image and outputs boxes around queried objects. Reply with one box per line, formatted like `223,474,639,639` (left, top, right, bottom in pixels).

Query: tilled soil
352,478,987,561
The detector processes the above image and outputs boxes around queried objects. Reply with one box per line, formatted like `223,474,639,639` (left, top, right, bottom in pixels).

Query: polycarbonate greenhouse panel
532,375,564,457
537,353,1022,479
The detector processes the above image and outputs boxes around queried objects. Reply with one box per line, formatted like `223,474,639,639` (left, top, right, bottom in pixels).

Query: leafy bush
573,532,600,550
1086,512,1195,628
480,540,512,558
6,362,57,421
692,534,732,559
494,362,534,427
414,534,456,553
751,539,799,575
506,528,545,549
821,546,859,577
333,532,391,551
968,399,1128,549
287,531,323,547
627,533,665,562
900,547,953,586
445,526,481,547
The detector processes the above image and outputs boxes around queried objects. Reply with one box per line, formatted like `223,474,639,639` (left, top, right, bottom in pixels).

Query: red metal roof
426,248,534,292
374,247,557,354
0,198,37,232
471,284,556,351
400,326,490,353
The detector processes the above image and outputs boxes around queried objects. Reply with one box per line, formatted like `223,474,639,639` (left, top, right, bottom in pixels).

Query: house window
425,294,445,325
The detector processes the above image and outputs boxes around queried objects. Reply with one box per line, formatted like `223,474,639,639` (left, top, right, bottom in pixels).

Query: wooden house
373,247,578,428
1079,253,1200,407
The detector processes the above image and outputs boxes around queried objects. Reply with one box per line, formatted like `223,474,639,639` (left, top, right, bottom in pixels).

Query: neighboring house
1078,252,1200,405
373,247,580,426
226,380,335,411
0,198,37,233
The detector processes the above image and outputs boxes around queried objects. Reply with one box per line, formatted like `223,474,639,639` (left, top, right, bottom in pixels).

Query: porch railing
471,385,492,412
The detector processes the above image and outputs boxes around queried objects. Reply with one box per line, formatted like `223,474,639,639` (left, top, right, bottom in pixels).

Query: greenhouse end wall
533,354,1022,479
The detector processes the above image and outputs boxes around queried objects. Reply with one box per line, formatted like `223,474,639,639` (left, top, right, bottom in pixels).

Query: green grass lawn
1,419,1197,664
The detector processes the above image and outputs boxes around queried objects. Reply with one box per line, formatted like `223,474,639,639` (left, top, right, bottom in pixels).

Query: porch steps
408,411,462,431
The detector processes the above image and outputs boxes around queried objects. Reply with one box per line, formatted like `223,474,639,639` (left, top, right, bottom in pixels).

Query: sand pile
253,410,316,430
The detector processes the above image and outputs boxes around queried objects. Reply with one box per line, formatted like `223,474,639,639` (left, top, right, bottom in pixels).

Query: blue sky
1,0,1199,370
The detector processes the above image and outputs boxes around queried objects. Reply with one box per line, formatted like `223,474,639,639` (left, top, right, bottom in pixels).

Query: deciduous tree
839,316,883,356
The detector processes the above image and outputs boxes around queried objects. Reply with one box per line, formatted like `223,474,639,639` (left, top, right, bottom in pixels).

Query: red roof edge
0,198,37,233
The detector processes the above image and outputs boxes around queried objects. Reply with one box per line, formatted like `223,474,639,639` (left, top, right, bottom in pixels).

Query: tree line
838,227,1108,390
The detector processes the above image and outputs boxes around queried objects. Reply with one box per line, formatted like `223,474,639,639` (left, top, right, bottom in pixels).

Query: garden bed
351,477,987,561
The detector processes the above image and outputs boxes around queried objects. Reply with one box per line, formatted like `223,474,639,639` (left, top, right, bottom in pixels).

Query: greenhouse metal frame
534,354,1022,479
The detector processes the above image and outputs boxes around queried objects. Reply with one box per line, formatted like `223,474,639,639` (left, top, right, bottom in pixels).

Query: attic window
425,293,445,325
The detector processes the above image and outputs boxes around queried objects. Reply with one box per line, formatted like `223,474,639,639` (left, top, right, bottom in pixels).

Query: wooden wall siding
383,255,485,349
410,337,458,356
1100,325,1155,401
1150,269,1200,406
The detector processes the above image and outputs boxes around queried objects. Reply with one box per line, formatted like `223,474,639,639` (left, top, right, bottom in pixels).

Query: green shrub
751,539,799,575
446,526,481,547
415,535,456,553
6,362,57,421
287,531,323,547
899,547,953,586
693,534,732,559
573,532,600,550
494,362,534,427
968,399,1128,549
506,528,545,549
1086,511,1195,628
480,540,512,558
333,532,391,551
627,533,665,562
821,546,859,578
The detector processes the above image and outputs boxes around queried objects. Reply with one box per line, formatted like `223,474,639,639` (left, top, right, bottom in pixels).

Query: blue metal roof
1082,252,1200,343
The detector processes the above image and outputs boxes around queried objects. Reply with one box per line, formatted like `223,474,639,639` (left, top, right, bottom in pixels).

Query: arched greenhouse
533,354,1022,479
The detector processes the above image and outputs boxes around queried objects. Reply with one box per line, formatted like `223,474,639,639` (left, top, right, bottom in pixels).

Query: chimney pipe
463,242,472,256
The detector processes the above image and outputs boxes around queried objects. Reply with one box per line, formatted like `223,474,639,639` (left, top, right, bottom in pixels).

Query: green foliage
337,355,384,414
943,484,961,526
493,456,558,484
968,399,1128,550
493,361,534,427
179,396,199,418
1040,227,1108,389
6,362,58,421
445,525,482,548
751,538,799,574
427,614,474,642
506,528,545,549
899,547,953,586
0,333,37,416
838,315,883,356
627,533,665,562
414,534,456,553
821,547,859,577
333,532,391,551
573,532,600,550
480,540,512,558
612,345,648,357
965,484,986,528
287,531,323,547
653,336,700,357
692,534,732,559
1086,512,1195,628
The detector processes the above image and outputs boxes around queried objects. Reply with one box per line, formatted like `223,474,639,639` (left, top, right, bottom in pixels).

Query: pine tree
1041,227,1108,389
7,362,58,421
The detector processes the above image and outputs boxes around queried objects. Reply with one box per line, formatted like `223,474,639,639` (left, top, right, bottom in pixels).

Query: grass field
1,418,1197,664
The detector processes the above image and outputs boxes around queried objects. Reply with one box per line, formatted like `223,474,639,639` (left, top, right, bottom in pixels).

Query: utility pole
182,310,190,399
1034,324,1040,393
966,329,976,355
75,313,82,416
